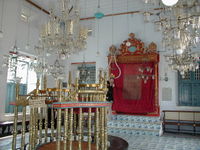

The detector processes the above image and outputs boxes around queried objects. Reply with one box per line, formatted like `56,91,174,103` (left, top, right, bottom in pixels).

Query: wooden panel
192,84,200,106
165,112,179,120
178,68,200,107
195,113,200,121
180,112,193,121
179,83,192,106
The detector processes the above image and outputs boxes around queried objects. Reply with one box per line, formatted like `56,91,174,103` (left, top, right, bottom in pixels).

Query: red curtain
111,62,156,114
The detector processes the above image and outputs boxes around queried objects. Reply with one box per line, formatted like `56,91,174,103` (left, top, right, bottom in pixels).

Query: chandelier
144,0,200,75
48,59,65,80
165,49,199,77
30,58,48,78
40,0,88,59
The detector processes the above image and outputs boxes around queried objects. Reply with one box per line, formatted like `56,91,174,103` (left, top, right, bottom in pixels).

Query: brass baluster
88,108,92,150
56,79,62,150
104,107,108,150
35,108,39,146
43,74,47,90
28,108,33,150
78,108,83,150
39,107,43,144
21,105,26,150
95,108,100,150
74,77,79,101
63,109,69,150
101,108,105,150
44,107,48,143
80,94,83,102
89,94,93,102
12,82,19,150
69,108,74,150
86,93,89,102
32,108,36,150
73,113,77,141
50,105,55,141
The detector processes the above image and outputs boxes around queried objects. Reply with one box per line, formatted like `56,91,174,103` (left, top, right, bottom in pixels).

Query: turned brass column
78,108,83,150
12,81,20,150
63,109,69,150
95,108,100,150
56,79,62,150
69,108,74,150
21,105,26,150
88,108,92,150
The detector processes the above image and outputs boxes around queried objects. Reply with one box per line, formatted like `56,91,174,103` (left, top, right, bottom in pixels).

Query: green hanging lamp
94,0,104,19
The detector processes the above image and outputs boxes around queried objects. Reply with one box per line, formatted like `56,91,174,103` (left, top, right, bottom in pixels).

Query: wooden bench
162,110,200,135
0,120,29,137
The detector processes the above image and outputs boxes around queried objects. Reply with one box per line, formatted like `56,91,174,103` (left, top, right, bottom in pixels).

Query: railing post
12,80,20,150
21,104,26,150
56,79,62,150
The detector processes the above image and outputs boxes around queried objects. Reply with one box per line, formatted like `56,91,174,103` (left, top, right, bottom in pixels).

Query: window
78,63,96,84
178,68,200,106
5,54,37,113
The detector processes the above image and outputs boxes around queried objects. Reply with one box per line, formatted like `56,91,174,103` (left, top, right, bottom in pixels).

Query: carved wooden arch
109,33,159,63
108,33,160,116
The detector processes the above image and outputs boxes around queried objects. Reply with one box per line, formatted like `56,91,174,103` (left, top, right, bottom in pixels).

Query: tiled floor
112,133,200,150
0,133,200,150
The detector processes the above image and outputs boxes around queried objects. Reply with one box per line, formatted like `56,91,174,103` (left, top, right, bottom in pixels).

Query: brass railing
11,70,110,150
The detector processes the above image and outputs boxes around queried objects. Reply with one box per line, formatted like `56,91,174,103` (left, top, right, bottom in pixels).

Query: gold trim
79,83,100,88
108,53,159,63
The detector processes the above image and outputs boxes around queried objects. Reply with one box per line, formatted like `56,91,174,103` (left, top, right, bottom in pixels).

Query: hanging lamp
25,7,31,50
161,0,178,6
94,0,104,19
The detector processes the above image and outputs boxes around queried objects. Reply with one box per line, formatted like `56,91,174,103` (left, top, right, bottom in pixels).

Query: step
109,115,160,123
108,127,160,136
107,120,161,130
107,114,162,136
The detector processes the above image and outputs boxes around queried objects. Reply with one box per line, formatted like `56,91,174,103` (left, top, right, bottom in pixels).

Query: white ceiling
29,0,160,18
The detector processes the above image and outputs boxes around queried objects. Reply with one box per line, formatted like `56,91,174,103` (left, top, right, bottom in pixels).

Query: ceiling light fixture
161,0,179,6
39,0,88,60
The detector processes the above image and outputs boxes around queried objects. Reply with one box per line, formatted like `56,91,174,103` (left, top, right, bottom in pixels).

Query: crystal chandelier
154,0,200,52
2,41,20,72
40,0,88,59
30,58,48,78
48,59,65,80
165,49,199,77
144,0,200,74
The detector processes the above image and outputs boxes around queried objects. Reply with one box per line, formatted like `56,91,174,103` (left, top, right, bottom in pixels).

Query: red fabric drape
111,63,156,114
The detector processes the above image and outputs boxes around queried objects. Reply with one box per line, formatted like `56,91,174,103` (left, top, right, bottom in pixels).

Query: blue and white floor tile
111,133,200,150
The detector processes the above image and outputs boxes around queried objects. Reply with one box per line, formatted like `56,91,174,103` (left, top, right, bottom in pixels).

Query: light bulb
161,0,178,6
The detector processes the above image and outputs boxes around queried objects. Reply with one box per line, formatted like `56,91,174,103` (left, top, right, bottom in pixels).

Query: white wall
0,0,48,121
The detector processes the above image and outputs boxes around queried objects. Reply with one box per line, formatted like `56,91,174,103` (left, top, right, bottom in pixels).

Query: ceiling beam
25,0,162,21
25,0,50,15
